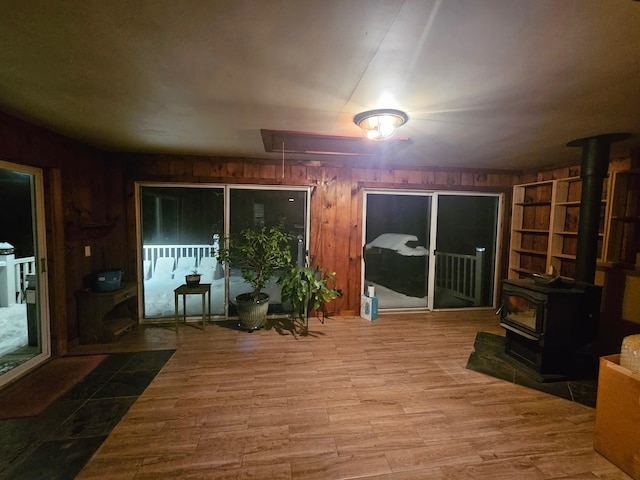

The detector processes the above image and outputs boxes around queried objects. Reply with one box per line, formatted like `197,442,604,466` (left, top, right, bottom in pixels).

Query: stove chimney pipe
567,133,630,284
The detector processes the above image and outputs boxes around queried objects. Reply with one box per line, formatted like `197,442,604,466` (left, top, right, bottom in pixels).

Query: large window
138,184,309,320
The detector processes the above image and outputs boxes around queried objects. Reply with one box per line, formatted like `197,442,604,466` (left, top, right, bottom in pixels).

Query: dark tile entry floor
0,350,174,480
466,332,598,408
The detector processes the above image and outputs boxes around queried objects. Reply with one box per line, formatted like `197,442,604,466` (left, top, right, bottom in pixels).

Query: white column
0,242,16,307
474,247,485,306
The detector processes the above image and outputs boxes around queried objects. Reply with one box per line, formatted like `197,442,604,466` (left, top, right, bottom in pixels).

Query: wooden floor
73,311,630,480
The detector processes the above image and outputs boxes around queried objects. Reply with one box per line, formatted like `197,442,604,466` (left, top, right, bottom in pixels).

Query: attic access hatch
261,129,410,157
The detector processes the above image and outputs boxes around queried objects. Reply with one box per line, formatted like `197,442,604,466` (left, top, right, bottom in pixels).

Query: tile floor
466,331,599,407
0,350,174,480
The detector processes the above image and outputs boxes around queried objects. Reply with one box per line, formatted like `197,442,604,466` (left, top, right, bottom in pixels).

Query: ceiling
1,0,640,171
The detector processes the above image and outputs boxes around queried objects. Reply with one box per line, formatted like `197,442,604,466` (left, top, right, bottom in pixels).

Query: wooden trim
356,181,511,193
44,167,68,355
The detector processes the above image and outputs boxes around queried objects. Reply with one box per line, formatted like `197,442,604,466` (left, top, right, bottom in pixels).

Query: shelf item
508,176,610,281
77,283,138,343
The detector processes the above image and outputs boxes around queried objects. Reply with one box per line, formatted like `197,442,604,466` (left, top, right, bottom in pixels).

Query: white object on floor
620,334,640,373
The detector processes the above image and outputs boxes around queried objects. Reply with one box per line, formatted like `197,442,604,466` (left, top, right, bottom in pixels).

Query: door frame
0,159,51,387
135,182,312,321
362,189,434,311
362,188,502,312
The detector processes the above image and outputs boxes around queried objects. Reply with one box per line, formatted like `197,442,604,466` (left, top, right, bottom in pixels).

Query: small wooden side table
174,283,211,329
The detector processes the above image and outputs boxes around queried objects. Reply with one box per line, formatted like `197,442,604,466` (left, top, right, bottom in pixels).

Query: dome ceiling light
353,108,409,141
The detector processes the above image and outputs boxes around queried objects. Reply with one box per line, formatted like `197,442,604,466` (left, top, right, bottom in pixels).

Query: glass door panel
433,194,499,309
363,193,431,309
0,161,50,386
228,187,308,315
140,186,225,318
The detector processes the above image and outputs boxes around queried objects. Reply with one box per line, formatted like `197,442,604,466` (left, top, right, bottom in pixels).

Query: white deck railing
2,246,484,308
434,248,484,306
14,257,36,303
0,254,36,306
142,244,217,279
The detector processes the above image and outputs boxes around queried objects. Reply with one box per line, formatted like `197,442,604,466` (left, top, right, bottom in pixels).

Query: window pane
140,186,225,318
364,193,431,309
0,165,46,383
228,188,307,314
434,195,498,308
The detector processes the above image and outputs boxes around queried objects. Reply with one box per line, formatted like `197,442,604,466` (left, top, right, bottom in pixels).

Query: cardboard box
360,295,378,321
594,354,640,480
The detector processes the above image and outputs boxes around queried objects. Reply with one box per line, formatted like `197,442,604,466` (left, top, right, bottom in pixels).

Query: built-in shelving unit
605,169,640,265
508,176,610,281
508,180,553,278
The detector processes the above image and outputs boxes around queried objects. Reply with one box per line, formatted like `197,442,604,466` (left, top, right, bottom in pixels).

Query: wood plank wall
0,112,126,353
10,107,638,346
123,154,517,315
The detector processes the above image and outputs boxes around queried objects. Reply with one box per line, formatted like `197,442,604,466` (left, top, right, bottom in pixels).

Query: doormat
0,354,107,420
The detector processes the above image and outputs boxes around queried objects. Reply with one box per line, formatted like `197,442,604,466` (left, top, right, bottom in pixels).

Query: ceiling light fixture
353,108,408,141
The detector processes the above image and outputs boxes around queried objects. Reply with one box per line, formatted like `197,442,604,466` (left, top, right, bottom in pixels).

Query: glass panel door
227,187,309,315
363,192,432,309
433,194,499,309
138,184,310,320
139,185,225,318
0,160,50,386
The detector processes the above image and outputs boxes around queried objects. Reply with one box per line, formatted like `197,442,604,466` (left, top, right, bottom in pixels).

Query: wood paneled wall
0,113,128,353
123,154,517,314
4,109,640,347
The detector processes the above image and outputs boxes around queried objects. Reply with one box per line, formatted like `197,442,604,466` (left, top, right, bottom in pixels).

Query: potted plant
278,265,340,327
185,269,201,287
217,226,292,330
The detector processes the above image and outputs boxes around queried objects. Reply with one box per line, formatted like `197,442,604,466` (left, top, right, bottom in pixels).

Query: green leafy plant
216,226,293,301
278,265,340,322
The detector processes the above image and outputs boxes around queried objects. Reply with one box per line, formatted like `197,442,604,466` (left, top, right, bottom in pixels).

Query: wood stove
500,279,600,375
501,133,629,377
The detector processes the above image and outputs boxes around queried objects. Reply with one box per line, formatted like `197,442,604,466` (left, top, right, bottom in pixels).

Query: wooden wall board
130,156,515,314
14,106,639,338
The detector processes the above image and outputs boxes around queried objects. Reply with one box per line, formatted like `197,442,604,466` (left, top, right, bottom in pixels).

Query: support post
567,133,630,284
474,247,485,306
0,242,16,307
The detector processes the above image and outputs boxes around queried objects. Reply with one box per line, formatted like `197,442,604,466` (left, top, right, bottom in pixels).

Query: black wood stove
500,279,600,375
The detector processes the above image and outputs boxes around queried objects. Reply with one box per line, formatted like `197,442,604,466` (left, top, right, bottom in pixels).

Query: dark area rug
0,349,175,480
0,354,108,419
466,332,598,408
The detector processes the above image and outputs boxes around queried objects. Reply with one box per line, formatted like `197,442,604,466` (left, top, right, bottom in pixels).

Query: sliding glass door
138,184,309,320
363,189,500,311
0,160,50,387
363,192,432,309
433,194,499,309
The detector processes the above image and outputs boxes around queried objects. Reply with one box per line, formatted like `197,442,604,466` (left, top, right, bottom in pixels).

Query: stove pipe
567,133,630,284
